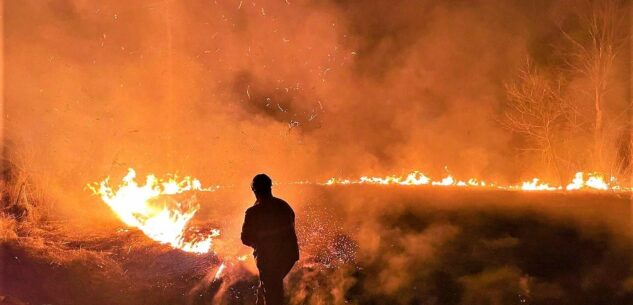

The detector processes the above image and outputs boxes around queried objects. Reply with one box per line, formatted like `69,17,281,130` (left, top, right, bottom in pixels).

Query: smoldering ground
2,186,632,305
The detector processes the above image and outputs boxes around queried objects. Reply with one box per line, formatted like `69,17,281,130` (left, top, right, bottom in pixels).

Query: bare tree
562,0,627,171
503,60,569,181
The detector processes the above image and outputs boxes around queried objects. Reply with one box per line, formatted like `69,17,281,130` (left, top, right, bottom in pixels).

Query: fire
323,170,626,192
565,172,609,191
358,171,431,185
90,168,219,254
432,175,456,186
89,167,622,255
520,178,560,191
214,263,227,281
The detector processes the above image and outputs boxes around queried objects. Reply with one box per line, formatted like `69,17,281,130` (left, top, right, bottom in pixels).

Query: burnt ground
1,185,632,305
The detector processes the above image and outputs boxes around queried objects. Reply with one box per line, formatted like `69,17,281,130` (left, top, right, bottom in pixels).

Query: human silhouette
241,174,299,305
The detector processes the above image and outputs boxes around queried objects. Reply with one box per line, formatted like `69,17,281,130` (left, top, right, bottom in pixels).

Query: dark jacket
241,196,299,266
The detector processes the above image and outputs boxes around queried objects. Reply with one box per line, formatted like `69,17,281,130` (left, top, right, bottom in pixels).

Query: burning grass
2,183,632,305
0,214,225,305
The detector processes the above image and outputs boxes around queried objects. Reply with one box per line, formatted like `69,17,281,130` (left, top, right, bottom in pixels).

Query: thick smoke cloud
2,2,632,304
7,0,624,215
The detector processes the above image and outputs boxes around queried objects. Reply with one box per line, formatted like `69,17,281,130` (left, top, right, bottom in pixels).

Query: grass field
1,185,632,305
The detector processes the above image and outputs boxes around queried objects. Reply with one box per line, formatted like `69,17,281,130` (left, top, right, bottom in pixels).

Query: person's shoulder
272,196,285,203
273,197,290,206
245,204,262,215
273,197,294,212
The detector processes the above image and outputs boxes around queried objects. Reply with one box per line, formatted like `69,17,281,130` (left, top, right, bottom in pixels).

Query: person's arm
241,210,256,247
288,205,300,261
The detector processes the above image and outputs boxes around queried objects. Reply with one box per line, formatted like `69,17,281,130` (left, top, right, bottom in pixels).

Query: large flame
90,168,219,254
565,172,610,191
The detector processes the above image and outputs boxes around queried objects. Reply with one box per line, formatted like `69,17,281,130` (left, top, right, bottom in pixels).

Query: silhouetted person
241,174,299,305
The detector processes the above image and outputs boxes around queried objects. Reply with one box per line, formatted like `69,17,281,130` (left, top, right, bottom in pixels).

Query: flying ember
89,168,219,254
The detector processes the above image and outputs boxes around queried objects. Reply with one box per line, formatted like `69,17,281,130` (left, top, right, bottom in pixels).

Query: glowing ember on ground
214,263,227,281
89,168,219,254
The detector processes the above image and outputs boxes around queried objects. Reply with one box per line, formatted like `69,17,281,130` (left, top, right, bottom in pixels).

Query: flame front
90,167,621,255
565,172,610,191
520,178,559,191
90,168,219,254
324,170,625,192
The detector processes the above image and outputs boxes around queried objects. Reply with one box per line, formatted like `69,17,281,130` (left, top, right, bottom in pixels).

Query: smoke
7,0,630,218
278,187,633,305
183,186,633,305
2,2,632,303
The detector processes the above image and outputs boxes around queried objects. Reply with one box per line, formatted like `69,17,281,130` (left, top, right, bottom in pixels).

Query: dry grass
2,173,632,305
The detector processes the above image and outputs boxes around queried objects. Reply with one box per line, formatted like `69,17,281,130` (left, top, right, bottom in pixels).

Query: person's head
251,174,272,198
